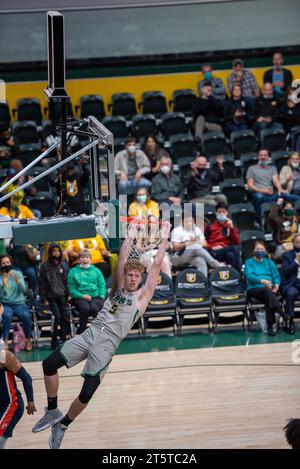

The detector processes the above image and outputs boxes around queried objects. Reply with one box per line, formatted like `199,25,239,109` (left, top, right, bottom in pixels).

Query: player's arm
137,221,171,314
5,351,37,415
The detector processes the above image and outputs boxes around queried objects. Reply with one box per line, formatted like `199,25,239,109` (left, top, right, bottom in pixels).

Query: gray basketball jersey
91,288,140,345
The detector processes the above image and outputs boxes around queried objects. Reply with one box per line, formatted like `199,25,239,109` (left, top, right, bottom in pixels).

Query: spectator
279,152,300,200
151,156,184,207
0,254,33,350
227,58,260,103
206,202,242,271
39,243,71,349
9,243,39,293
0,122,20,170
128,187,159,219
68,234,111,279
244,241,281,337
65,156,90,215
246,148,284,216
193,83,224,140
223,84,251,136
283,418,300,449
253,82,282,135
197,64,227,101
9,159,38,198
263,52,293,97
0,186,35,219
143,135,169,179
68,250,107,333
115,137,151,195
280,233,300,334
269,198,299,259
281,87,300,133
187,155,227,205
170,211,224,276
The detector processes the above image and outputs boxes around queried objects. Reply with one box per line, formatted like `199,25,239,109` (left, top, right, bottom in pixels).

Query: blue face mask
204,71,212,80
216,214,226,223
260,160,270,167
254,251,267,259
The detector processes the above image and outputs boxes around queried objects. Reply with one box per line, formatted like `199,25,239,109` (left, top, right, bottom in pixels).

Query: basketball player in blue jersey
0,307,37,449
32,220,171,449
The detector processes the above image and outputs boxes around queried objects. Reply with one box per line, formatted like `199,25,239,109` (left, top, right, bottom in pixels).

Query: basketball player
32,220,171,449
0,307,37,449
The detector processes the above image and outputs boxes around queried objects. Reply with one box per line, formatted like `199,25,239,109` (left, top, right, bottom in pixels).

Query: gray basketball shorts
59,325,117,379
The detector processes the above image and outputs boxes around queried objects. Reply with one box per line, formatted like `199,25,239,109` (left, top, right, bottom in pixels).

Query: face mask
127,145,136,154
204,71,212,80
259,161,270,167
80,263,90,269
254,251,266,259
161,165,171,175
216,214,226,223
284,209,295,217
295,247,300,253
291,162,299,169
197,167,206,173
67,173,76,181
137,195,147,203
1,265,11,273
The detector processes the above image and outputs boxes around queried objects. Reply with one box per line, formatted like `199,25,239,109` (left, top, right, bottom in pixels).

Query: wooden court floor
7,342,300,449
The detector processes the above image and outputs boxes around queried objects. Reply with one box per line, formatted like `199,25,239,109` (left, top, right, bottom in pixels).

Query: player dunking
32,220,171,448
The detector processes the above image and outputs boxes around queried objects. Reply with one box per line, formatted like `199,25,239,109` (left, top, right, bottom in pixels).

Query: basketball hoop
126,217,162,268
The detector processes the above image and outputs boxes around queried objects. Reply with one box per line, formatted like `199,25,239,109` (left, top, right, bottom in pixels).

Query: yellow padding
150,300,169,305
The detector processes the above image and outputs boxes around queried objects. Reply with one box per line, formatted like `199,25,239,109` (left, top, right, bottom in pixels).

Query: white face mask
291,162,299,169
161,165,171,175
127,145,136,154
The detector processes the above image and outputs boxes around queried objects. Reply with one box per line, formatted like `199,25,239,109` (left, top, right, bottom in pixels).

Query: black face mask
294,247,300,253
67,174,76,181
1,265,11,273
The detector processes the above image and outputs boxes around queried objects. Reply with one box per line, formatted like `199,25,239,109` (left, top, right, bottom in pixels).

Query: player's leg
0,395,24,448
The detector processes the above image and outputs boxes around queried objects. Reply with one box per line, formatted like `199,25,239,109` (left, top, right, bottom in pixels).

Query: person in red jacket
206,202,242,271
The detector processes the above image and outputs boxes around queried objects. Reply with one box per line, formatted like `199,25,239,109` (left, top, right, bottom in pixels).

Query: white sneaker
32,407,63,433
49,422,67,449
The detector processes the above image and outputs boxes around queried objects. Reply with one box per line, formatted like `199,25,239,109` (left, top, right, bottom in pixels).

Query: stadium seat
210,153,236,179
169,89,197,116
77,94,106,121
240,229,265,262
260,127,286,152
13,98,43,125
175,268,213,332
114,137,126,155
260,201,276,233
108,92,137,119
160,112,187,139
229,203,256,232
0,101,11,125
143,272,177,335
204,205,216,224
271,150,290,172
102,116,128,139
47,97,74,121
12,120,39,144
139,91,168,117
289,125,300,150
28,191,57,217
169,133,196,167
202,131,227,157
19,143,41,166
219,178,247,204
230,129,257,155
240,152,259,178
40,120,54,141
209,266,248,329
131,114,157,140
26,166,52,192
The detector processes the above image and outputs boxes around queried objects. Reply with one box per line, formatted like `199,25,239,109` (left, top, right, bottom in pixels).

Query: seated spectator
39,243,71,349
143,135,169,179
227,58,260,105
0,254,32,350
9,159,38,199
129,187,159,219
0,122,20,170
244,241,282,337
8,243,39,293
223,84,251,136
263,52,293,98
41,240,70,264
197,64,227,101
68,250,107,333
65,156,90,215
151,156,184,207
206,202,242,271
170,211,223,276
68,234,111,279
269,198,299,259
279,152,300,200
193,83,223,140
280,233,300,335
281,87,300,133
115,137,151,195
246,148,284,216
0,186,35,219
187,155,227,205
253,82,282,135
